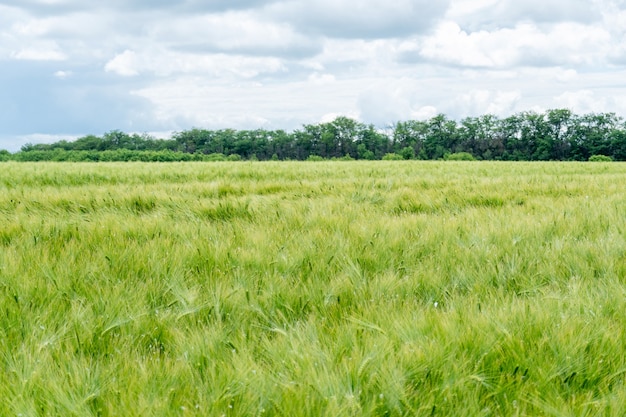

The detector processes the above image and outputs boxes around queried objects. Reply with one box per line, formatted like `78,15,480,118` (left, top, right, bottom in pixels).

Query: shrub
588,154,613,162
227,154,242,161
13,150,51,161
306,155,324,161
204,153,227,162
382,153,403,160
333,154,354,161
446,152,476,161
400,146,415,160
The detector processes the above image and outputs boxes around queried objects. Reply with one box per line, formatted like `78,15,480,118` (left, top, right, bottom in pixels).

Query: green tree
570,113,621,160
610,125,626,161
328,116,359,158
393,120,428,157
72,135,104,151
266,130,294,160
544,109,574,160
425,114,459,159
296,124,323,159
356,143,375,160
355,124,389,159
459,115,502,160
101,130,132,150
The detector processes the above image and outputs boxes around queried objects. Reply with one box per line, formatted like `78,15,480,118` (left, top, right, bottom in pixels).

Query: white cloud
2,0,626,150
554,68,579,82
453,89,522,117
54,70,72,78
411,21,611,68
319,112,359,123
105,49,139,76
411,106,439,120
358,89,412,125
553,90,619,114
307,72,336,85
12,46,66,60
104,46,287,79
131,75,373,130
1,133,80,152
12,19,50,36
151,11,321,58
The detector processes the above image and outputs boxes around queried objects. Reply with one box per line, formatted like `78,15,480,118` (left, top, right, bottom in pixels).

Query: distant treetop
5,110,626,161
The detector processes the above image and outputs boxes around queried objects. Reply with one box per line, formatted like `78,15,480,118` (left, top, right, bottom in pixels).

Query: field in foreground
1,161,625,416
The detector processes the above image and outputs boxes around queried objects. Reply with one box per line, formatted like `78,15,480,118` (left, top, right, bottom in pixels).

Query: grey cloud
172,42,323,60
608,51,626,65
500,0,602,24
268,0,450,39
397,49,438,66
396,47,489,69
0,0,279,16
455,0,602,31
173,0,279,13
514,47,574,68
110,0,280,14
0,0,82,16
329,60,368,71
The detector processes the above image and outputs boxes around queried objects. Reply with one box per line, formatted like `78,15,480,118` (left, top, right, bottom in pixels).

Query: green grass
0,161,625,416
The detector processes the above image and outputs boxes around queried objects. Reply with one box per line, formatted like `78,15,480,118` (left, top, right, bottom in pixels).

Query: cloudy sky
2,0,626,151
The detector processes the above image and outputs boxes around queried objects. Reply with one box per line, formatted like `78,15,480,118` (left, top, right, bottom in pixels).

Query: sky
1,0,626,151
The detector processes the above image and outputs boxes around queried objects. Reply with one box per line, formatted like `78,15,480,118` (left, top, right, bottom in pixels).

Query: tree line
2,109,625,162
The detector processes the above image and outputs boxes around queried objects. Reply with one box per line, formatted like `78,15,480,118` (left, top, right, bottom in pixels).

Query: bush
446,152,476,161
204,153,227,162
382,153,403,160
13,150,52,161
0,150,11,161
227,154,242,161
306,155,324,161
588,154,613,162
400,146,415,160
332,154,354,161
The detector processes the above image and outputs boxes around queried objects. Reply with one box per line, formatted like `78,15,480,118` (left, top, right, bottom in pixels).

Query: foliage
445,152,476,161
399,146,416,160
332,154,354,161
382,152,403,160
204,153,227,161
589,154,613,162
10,149,201,162
1,161,625,415
8,109,626,161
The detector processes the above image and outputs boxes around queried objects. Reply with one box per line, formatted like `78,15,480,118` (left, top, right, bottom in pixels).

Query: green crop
0,161,625,416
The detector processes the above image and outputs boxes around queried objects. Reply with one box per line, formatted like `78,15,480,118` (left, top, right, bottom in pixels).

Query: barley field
1,161,625,416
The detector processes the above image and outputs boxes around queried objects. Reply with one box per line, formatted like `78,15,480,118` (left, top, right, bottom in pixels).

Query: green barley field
1,161,625,416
